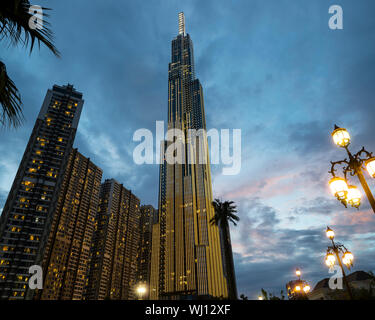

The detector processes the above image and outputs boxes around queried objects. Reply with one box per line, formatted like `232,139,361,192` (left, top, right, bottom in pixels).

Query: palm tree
260,289,286,300
239,293,248,300
210,199,239,300
0,0,60,127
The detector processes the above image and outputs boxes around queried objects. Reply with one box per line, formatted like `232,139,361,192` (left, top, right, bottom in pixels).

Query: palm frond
0,0,60,57
228,212,240,222
0,61,23,127
211,199,240,226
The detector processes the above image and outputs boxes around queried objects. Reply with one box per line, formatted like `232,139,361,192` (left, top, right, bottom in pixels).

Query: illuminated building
39,149,102,300
150,13,228,299
0,84,84,300
87,179,140,300
137,205,156,299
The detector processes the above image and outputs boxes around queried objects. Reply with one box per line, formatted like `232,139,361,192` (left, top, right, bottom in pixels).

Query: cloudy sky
1,0,375,298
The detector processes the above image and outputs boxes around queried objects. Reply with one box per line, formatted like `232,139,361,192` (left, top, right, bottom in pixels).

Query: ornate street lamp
286,268,310,300
331,126,351,148
303,285,311,294
324,226,354,300
329,125,375,213
295,268,301,279
136,284,147,300
325,252,336,267
329,177,349,202
365,158,375,178
347,186,361,208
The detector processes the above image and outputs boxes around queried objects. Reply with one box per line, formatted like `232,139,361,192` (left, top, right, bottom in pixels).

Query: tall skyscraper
39,149,102,300
87,179,140,300
137,205,156,299
151,13,228,299
0,84,84,300
150,141,168,299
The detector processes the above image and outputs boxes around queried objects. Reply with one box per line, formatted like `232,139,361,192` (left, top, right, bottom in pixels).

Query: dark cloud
292,196,339,216
233,202,375,297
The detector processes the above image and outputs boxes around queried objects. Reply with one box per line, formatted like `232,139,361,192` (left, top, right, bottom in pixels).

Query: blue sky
1,0,375,298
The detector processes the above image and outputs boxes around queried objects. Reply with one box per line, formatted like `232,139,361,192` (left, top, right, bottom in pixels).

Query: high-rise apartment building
0,84,84,300
87,179,140,300
150,13,228,299
39,149,102,300
137,205,156,299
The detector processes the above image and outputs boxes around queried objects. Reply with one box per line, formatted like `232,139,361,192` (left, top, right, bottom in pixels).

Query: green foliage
260,288,286,300
0,61,22,127
0,0,59,128
210,199,239,227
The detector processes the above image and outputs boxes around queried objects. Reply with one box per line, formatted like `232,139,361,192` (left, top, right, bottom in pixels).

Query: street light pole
325,227,354,300
343,146,375,213
356,168,375,213
331,238,353,300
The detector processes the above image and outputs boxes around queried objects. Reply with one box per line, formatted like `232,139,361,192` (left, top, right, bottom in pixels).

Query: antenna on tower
178,12,186,35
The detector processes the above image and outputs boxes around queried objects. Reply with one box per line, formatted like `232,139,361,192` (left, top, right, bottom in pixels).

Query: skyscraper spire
178,12,185,35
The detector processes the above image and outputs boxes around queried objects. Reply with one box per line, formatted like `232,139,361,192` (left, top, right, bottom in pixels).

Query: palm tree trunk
221,219,238,299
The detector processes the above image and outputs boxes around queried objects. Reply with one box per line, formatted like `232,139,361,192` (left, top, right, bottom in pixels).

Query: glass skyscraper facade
150,13,228,299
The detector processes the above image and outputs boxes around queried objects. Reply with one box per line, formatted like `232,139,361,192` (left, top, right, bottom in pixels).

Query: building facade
150,141,167,299
87,179,140,300
150,13,228,299
137,205,156,299
39,149,102,300
0,84,84,300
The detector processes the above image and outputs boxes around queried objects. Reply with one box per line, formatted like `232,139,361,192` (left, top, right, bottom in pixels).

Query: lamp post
325,227,354,300
329,125,375,213
136,284,147,300
286,268,311,300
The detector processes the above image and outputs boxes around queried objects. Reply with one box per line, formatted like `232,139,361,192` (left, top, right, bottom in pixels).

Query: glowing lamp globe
331,126,351,148
295,285,301,292
342,251,354,266
325,253,336,267
329,177,348,201
137,285,146,295
326,227,335,240
296,268,301,277
347,185,361,208
365,157,375,178
303,285,311,293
